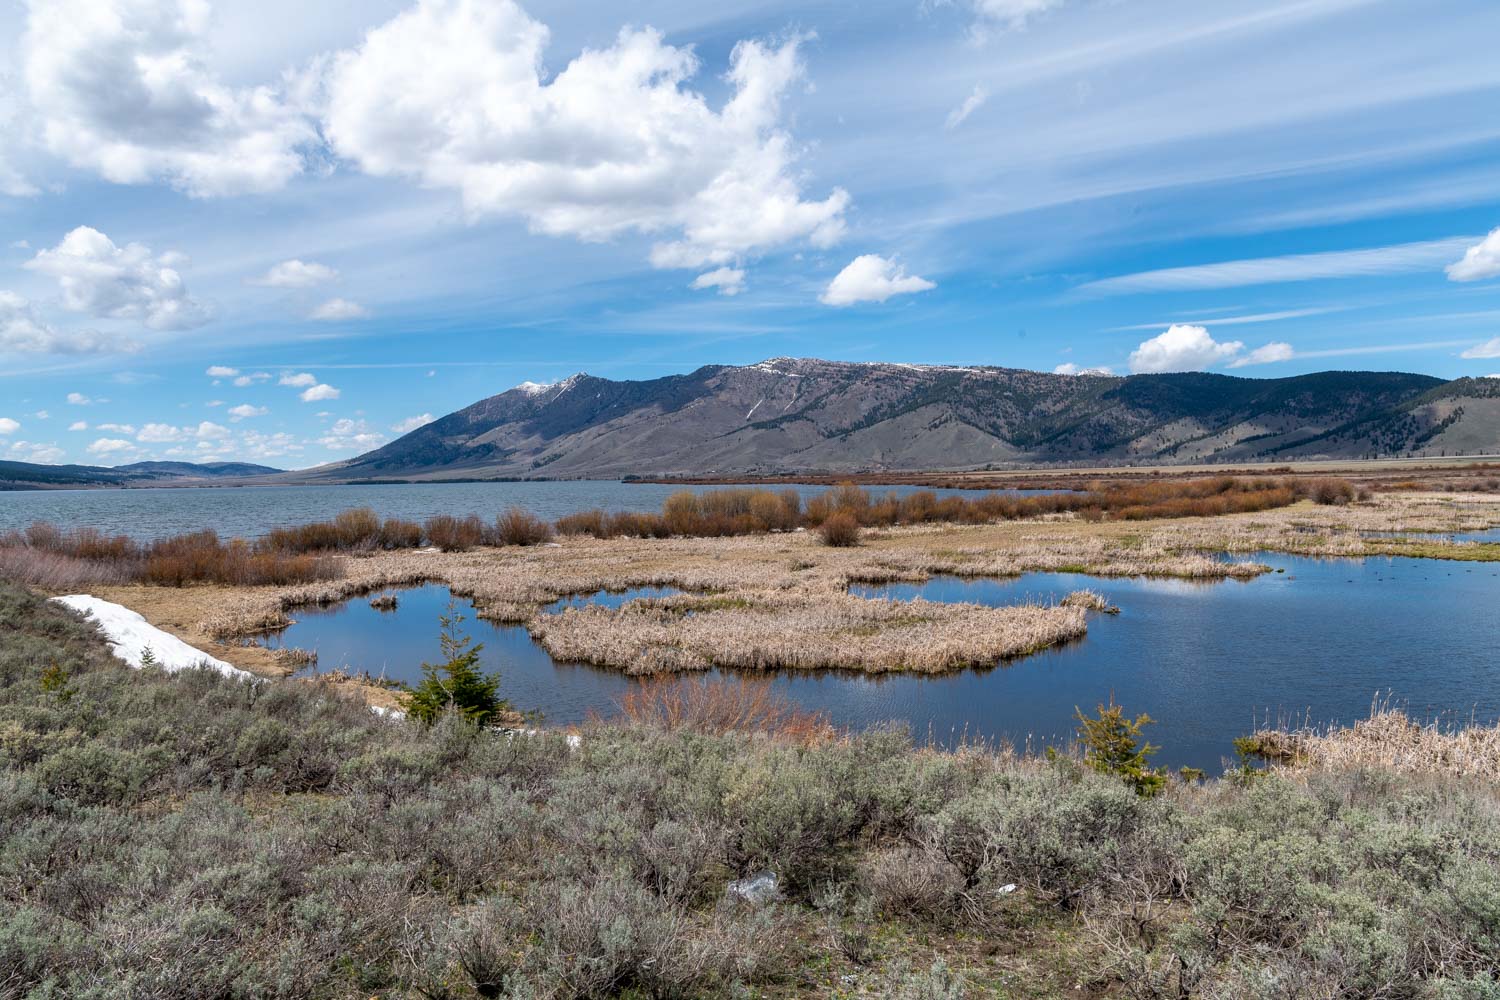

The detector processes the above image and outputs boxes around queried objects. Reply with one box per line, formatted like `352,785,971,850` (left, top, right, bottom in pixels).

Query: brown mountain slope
287,358,1492,481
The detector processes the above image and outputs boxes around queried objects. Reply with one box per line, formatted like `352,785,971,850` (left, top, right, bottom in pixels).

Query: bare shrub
1302,477,1359,505
616,677,835,743
424,514,486,552
492,508,553,546
818,511,862,547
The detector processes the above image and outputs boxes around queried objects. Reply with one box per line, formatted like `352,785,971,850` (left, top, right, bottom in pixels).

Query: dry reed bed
1253,709,1500,780
528,590,1090,674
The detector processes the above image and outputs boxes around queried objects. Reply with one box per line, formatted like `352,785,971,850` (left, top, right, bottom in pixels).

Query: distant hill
0,460,283,491
285,358,1500,482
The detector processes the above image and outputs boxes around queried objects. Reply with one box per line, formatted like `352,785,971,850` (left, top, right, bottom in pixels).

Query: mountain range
287,358,1500,482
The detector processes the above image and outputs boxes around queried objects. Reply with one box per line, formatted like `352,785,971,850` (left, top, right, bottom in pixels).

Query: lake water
260,553,1500,771
0,481,1062,540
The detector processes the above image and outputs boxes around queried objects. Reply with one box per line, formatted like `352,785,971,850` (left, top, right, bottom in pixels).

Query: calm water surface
261,553,1500,771
0,481,1061,540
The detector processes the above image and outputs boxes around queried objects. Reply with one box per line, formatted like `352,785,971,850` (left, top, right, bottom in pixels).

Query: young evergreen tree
1075,698,1166,797
404,602,509,727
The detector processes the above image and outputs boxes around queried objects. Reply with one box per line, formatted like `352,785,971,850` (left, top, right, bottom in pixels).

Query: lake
260,552,1500,772
0,480,1063,540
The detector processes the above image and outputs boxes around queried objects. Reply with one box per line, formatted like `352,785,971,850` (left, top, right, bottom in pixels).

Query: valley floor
70,491,1500,705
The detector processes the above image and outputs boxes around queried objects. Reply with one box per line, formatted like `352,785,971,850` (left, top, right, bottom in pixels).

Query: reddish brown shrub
818,511,861,547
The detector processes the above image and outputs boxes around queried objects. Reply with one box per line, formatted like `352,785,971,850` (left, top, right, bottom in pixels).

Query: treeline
0,476,1357,589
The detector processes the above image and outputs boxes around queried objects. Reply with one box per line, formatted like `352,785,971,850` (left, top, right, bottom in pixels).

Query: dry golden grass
1253,708,1500,780
529,589,1088,674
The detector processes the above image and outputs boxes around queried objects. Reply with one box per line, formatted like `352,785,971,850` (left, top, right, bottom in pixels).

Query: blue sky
3,0,1500,469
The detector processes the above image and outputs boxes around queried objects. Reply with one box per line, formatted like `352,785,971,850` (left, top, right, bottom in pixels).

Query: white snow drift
52,594,251,680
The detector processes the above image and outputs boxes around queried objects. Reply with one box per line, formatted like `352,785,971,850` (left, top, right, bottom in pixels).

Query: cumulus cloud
68,420,87,431
227,404,268,421
945,85,989,130
205,365,239,377
87,437,135,456
6,440,65,464
324,1,847,271
318,417,383,451
1228,342,1295,368
1461,338,1500,359
0,290,137,354
232,372,271,387
308,297,369,321
1052,363,1113,376
690,267,746,296
136,420,229,443
66,392,92,405
820,254,936,306
21,0,316,196
299,383,340,402
279,372,318,387
1128,325,1245,374
391,413,435,434
0,418,19,434
1447,227,1500,282
250,259,339,288
26,227,211,330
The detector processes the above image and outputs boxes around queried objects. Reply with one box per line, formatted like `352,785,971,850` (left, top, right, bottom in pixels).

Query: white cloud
32,411,48,420
136,420,229,443
300,383,340,402
227,404,268,421
6,441,65,464
1228,342,1296,368
308,297,370,321
969,0,1064,35
1461,338,1500,360
26,227,211,330
391,413,436,434
98,422,136,434
250,259,339,288
318,417,383,452
205,365,239,377
136,423,181,443
1083,237,1477,295
66,392,91,405
241,430,301,460
232,372,271,387
1052,363,1113,376
0,418,19,435
279,372,318,387
1447,228,1500,282
87,437,135,456
68,420,87,431
1128,325,1245,374
945,85,989,130
0,290,136,354
21,0,316,196
325,1,847,271
820,254,936,306
690,267,746,296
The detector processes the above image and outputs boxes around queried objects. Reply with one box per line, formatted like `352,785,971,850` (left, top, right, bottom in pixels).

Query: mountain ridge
286,358,1499,482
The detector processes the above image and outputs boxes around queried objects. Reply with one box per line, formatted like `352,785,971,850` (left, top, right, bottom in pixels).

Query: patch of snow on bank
52,595,251,680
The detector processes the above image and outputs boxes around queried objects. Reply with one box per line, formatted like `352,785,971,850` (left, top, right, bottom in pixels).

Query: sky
2,0,1500,470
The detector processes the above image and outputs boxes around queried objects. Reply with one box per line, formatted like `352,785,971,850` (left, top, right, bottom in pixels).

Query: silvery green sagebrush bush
3,577,1500,998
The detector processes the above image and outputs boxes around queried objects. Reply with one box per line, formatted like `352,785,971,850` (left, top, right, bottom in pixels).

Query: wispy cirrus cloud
1081,237,1478,295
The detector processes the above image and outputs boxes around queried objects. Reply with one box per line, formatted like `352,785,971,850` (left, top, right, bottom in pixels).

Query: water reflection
259,553,1500,772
